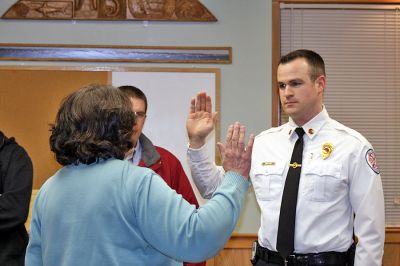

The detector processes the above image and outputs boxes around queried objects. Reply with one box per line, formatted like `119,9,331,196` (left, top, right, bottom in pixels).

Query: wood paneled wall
0,69,108,189
206,234,255,266
383,227,400,265
207,230,400,266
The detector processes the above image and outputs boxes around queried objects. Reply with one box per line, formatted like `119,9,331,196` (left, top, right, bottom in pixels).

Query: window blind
280,5,400,225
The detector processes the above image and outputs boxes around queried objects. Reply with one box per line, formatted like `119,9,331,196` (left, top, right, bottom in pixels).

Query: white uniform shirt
187,108,385,266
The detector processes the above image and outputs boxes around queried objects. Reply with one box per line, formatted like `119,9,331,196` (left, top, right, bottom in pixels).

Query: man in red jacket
118,85,204,266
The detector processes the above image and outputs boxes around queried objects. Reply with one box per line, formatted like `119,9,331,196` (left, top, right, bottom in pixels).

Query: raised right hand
186,92,218,149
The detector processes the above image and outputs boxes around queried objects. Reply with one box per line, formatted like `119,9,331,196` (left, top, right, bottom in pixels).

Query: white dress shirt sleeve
187,144,225,199
350,145,385,266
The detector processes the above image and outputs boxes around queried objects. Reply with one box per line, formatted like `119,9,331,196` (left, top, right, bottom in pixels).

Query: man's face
277,58,325,126
129,97,147,147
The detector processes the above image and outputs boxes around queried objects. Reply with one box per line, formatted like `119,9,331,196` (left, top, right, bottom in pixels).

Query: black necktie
277,127,305,259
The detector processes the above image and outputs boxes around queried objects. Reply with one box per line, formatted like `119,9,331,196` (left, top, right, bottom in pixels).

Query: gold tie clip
289,162,301,168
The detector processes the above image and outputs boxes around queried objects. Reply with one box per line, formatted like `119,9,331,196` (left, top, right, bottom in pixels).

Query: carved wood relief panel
2,0,217,21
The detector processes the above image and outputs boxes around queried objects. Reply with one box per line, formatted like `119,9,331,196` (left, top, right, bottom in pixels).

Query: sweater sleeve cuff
223,171,250,193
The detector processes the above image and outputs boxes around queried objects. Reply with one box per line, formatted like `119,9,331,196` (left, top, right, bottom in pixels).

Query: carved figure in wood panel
4,1,73,19
127,0,175,19
1,0,217,21
99,0,125,19
74,0,97,18
127,0,214,20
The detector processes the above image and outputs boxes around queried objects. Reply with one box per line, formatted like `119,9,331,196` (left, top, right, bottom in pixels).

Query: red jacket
137,134,205,266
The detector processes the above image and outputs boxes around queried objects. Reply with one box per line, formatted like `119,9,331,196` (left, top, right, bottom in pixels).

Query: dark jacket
0,131,33,266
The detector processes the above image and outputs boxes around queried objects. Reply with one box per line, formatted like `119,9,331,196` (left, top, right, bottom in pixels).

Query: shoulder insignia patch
365,149,380,174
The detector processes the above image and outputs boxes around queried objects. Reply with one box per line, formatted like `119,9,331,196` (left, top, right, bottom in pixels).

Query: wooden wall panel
383,227,400,266
208,249,252,266
0,69,108,189
206,234,256,266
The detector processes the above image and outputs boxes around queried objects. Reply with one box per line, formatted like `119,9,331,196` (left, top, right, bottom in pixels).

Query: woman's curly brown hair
50,84,135,166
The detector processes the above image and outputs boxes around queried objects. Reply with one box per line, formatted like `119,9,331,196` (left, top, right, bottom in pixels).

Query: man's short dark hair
118,85,148,112
50,84,135,166
279,49,326,82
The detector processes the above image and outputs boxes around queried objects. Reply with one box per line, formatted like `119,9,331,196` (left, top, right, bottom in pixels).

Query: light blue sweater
26,159,249,266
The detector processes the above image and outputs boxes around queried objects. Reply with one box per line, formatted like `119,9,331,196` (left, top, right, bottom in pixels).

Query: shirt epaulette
330,119,371,147
256,125,284,138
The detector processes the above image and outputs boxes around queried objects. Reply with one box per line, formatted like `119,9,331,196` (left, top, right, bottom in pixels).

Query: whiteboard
112,69,219,203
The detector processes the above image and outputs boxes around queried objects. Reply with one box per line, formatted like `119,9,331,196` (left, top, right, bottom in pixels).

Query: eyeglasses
134,111,147,119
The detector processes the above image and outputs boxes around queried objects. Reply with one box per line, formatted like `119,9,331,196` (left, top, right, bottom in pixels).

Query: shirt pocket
252,162,285,201
302,162,343,202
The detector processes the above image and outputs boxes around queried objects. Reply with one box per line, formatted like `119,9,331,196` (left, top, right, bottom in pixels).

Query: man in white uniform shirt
186,49,385,266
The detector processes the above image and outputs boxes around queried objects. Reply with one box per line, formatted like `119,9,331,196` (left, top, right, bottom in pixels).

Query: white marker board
112,68,220,203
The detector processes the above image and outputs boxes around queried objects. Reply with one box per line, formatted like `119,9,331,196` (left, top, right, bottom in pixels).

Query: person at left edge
0,130,33,266
118,85,204,266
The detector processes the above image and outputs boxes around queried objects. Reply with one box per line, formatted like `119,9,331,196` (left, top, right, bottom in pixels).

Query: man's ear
315,75,326,94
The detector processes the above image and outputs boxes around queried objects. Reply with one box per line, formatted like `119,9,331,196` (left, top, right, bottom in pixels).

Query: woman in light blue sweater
25,84,254,266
